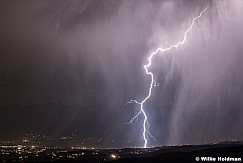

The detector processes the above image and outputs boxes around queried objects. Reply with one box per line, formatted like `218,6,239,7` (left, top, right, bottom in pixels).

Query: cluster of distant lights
0,143,161,162
0,145,96,161
4,132,116,147
1,140,239,162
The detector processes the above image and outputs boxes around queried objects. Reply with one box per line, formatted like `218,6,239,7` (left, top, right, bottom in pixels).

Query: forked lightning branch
127,7,209,148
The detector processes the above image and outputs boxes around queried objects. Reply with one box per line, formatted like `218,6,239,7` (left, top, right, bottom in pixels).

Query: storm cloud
0,0,243,147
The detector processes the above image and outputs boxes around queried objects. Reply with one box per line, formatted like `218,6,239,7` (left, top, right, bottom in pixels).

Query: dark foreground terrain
1,141,243,162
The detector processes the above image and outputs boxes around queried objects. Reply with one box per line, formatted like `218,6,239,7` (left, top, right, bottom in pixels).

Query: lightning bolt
127,7,209,148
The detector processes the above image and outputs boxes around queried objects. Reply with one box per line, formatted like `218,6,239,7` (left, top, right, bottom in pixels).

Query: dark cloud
0,0,243,147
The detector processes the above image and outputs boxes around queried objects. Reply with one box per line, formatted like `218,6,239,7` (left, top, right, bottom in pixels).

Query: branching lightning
127,7,209,148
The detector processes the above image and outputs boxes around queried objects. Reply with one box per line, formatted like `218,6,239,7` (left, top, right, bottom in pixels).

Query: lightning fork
127,7,209,148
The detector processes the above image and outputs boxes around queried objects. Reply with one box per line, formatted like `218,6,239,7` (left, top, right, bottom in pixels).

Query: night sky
0,0,243,147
